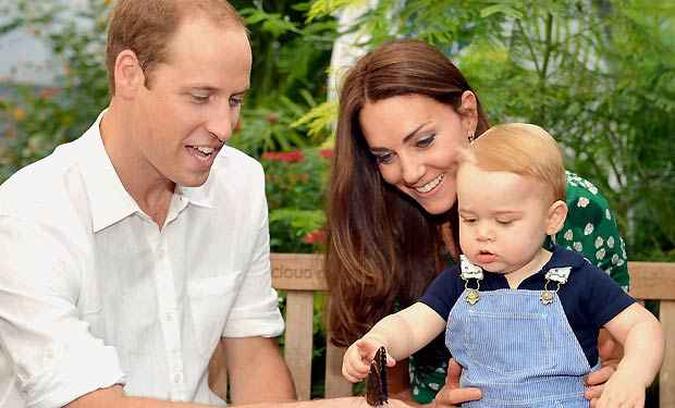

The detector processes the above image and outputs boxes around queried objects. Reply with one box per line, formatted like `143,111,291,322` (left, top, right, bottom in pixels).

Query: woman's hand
586,329,623,405
430,358,481,407
594,370,645,408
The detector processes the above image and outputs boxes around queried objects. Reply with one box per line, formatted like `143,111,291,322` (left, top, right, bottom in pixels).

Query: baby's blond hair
471,123,566,202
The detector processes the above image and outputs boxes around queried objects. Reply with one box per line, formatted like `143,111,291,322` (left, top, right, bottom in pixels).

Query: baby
342,123,664,407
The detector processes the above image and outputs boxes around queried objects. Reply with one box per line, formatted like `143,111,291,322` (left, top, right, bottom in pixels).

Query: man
0,1,299,406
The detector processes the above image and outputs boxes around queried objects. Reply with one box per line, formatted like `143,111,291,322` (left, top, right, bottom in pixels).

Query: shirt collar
173,146,229,209
77,110,140,233
175,183,216,209
543,245,586,271
78,111,219,232
475,245,584,287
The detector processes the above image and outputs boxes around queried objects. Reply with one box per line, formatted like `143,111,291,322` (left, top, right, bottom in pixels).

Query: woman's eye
416,134,436,148
374,152,394,164
461,218,477,224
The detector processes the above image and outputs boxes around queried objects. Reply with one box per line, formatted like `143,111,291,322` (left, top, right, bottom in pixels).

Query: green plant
228,1,338,154
261,148,332,253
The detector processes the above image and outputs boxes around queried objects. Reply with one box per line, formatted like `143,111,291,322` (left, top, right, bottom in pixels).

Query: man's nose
205,110,233,144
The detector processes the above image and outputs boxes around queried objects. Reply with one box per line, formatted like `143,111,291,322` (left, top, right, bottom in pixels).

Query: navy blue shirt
420,246,635,366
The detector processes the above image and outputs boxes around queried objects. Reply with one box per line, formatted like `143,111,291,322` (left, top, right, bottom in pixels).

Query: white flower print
573,242,583,252
577,197,590,208
617,259,625,267
595,236,604,248
564,229,574,241
584,223,594,235
429,382,441,391
611,254,620,265
605,209,612,220
607,236,615,248
596,248,606,260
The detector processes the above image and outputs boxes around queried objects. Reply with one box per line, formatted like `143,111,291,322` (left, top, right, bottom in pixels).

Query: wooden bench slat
271,253,327,291
284,291,315,400
628,262,675,300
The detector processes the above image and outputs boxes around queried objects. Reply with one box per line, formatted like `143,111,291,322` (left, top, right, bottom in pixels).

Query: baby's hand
596,370,645,408
341,337,396,383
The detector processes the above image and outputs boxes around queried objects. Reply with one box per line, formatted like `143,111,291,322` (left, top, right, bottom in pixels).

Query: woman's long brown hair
326,39,490,347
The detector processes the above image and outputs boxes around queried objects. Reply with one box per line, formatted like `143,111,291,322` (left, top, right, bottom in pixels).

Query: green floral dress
409,171,630,404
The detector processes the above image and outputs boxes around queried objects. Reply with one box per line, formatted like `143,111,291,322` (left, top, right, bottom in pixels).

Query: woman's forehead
360,95,456,142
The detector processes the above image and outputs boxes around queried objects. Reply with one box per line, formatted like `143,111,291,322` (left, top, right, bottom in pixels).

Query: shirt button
173,372,183,383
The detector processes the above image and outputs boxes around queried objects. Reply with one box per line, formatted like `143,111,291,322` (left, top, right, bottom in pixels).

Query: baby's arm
598,302,664,407
341,302,446,383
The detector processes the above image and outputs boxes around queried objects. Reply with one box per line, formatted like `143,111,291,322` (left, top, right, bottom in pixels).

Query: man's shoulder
0,138,85,219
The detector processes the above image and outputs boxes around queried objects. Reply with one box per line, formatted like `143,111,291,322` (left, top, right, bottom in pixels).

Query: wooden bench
209,254,675,407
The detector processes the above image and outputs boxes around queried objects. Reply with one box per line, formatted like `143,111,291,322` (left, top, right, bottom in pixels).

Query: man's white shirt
0,112,284,407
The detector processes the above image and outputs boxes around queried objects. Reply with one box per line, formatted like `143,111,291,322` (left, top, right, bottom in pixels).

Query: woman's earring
468,133,476,143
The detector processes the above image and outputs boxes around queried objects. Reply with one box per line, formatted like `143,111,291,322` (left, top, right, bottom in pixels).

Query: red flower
39,87,60,100
319,149,334,159
303,229,327,245
262,150,305,163
262,151,278,161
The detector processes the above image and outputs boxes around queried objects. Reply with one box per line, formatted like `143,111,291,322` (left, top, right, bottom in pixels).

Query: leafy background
1,0,673,401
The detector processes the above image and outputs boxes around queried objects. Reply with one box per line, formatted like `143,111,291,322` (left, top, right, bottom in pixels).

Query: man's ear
458,90,478,139
113,50,146,99
545,200,568,236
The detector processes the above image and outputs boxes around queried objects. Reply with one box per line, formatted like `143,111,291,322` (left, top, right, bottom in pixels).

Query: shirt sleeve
221,170,284,339
578,260,636,328
0,216,125,408
419,266,461,321
556,172,630,290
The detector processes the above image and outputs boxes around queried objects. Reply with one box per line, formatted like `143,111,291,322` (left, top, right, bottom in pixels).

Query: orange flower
39,87,60,100
12,108,26,122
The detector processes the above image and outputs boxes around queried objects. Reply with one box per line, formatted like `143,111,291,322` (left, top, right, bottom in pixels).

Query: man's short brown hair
105,0,245,94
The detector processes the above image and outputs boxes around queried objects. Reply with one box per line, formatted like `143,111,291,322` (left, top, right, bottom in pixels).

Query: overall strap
459,255,483,305
540,266,572,305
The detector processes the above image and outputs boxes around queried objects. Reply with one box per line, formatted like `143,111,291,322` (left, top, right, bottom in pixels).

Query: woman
325,39,628,406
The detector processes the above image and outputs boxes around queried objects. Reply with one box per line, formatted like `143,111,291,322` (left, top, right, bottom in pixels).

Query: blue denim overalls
445,257,593,407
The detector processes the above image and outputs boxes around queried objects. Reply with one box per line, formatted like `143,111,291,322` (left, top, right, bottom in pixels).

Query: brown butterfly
365,346,388,406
